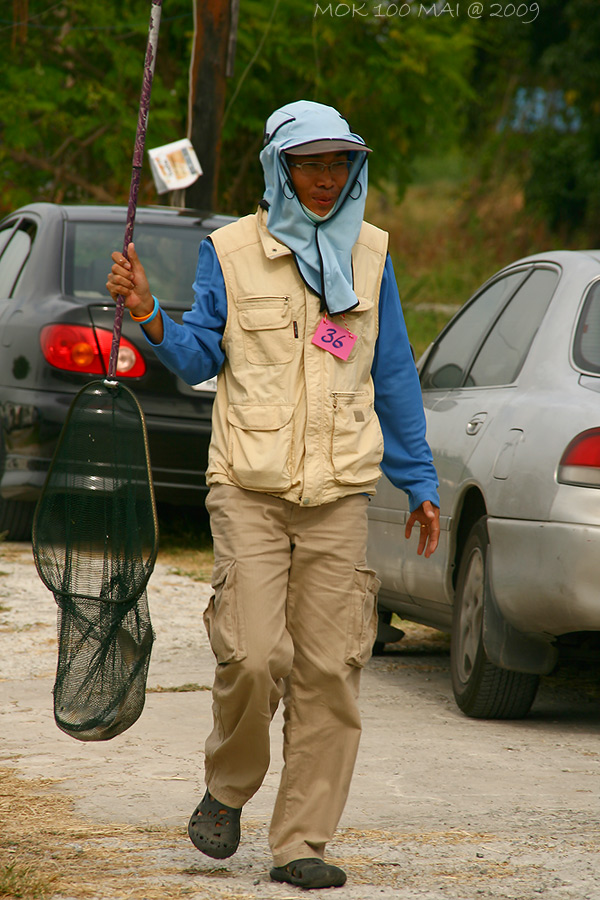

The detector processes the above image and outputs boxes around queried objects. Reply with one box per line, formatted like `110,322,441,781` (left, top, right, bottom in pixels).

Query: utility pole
183,0,239,211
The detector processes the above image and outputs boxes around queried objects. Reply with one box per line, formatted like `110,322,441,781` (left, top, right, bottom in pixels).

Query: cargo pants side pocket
203,560,247,664
344,566,382,668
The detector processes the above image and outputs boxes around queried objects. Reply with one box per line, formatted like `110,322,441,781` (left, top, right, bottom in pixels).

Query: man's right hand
106,242,153,317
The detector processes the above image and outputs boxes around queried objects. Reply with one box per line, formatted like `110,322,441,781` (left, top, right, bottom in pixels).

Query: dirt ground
1,540,599,900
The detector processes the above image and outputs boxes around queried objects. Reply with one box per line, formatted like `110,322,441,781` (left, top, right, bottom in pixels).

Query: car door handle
466,413,487,435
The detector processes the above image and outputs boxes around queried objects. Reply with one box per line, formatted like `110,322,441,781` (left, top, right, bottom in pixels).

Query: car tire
450,519,539,719
0,429,35,541
0,498,35,542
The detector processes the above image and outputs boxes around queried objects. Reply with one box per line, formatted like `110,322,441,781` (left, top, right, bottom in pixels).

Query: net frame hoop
32,379,159,603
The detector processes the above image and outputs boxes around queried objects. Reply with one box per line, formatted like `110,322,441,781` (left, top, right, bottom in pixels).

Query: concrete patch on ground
1,543,599,900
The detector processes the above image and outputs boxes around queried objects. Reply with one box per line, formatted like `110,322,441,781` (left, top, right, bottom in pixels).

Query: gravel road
1,540,599,900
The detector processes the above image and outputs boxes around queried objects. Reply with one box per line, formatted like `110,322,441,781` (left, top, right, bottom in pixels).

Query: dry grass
147,683,211,693
0,768,179,899
156,506,214,582
160,548,214,583
0,769,270,900
366,172,555,356
394,619,450,651
0,545,31,565
0,766,509,900
0,768,246,900
337,826,497,846
369,173,550,292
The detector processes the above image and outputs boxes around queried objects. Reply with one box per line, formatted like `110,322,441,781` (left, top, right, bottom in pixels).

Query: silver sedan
368,250,600,718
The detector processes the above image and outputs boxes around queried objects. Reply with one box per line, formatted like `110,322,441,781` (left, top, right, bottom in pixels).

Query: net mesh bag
53,591,153,741
33,380,158,741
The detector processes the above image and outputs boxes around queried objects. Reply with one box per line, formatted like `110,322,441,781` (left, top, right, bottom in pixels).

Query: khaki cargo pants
202,483,380,867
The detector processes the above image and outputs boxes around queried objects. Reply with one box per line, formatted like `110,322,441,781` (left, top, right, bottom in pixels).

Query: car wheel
0,497,35,541
450,519,539,719
0,430,35,541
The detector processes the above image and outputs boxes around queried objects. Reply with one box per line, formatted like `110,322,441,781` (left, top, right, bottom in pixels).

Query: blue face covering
259,101,370,316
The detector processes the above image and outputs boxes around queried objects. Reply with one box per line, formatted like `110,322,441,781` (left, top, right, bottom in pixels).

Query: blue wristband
130,294,160,325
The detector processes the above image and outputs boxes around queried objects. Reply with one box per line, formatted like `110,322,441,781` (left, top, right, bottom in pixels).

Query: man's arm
372,254,440,556
109,238,228,386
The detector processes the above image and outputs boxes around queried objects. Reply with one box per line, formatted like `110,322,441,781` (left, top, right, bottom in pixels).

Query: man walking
107,100,440,889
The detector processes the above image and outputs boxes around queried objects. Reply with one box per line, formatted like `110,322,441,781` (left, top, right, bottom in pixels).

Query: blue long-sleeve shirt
147,238,439,512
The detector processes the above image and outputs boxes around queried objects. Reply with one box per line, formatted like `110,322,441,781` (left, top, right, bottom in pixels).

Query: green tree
0,0,476,216
0,0,192,212
525,0,600,234
219,1,476,212
462,0,600,237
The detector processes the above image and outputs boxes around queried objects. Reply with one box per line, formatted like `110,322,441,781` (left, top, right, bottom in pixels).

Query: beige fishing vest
207,207,389,506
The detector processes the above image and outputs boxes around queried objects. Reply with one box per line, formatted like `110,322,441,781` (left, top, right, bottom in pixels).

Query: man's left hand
405,500,440,557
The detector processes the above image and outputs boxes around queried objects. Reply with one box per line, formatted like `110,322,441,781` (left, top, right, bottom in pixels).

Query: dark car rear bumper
0,388,211,506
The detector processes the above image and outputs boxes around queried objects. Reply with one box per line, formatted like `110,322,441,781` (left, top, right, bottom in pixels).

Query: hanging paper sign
148,138,202,194
311,317,357,361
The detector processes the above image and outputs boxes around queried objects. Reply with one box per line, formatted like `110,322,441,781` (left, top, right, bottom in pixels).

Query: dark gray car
0,203,234,539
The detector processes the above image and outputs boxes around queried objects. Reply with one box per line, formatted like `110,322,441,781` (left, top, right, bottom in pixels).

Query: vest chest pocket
330,295,375,348
237,297,294,365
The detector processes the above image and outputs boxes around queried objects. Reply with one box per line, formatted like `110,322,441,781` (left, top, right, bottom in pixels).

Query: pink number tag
311,317,357,361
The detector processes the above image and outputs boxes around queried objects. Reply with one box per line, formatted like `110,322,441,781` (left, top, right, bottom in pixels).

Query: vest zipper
293,320,298,338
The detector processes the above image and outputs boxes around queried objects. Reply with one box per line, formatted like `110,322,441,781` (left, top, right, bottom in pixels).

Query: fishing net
31,0,162,742
33,381,158,741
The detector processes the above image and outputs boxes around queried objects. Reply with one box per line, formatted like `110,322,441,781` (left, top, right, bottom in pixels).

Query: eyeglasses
288,160,351,177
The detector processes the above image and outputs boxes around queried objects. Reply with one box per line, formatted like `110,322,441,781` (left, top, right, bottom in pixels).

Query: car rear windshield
574,279,600,374
65,221,208,309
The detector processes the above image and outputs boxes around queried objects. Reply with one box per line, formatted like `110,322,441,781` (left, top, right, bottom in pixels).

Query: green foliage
0,0,476,217
463,0,600,237
525,132,596,233
529,0,600,235
6,0,599,242
220,0,476,211
0,0,192,212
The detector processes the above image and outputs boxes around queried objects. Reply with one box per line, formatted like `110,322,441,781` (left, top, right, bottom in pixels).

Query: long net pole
107,0,163,380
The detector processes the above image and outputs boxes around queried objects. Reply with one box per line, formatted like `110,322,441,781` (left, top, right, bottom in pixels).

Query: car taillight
557,429,600,487
40,324,146,378
94,329,146,377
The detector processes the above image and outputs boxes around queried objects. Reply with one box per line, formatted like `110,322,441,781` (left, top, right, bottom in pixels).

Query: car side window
0,223,16,261
0,220,37,298
573,280,600,374
467,267,559,387
420,271,527,390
